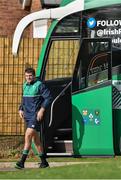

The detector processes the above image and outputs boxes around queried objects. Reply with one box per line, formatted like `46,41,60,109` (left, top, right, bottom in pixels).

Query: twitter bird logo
87,17,96,28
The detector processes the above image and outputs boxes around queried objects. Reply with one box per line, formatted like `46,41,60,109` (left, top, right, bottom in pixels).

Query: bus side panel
72,85,114,156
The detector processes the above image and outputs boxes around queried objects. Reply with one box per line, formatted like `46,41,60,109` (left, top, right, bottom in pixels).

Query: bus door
41,38,80,156
72,38,114,156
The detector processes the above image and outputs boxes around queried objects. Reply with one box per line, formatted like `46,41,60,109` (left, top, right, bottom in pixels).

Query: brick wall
29,0,42,37
31,0,42,12
0,0,42,37
0,0,31,37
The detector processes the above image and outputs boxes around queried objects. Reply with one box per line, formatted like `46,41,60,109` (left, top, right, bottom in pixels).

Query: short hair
25,67,35,76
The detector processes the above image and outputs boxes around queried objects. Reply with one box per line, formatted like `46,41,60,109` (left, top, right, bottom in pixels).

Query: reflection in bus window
77,41,110,90
89,42,110,54
87,53,109,87
53,12,81,35
112,48,121,67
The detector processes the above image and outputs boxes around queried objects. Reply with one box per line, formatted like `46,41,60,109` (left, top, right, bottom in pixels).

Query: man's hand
19,110,24,119
37,107,45,121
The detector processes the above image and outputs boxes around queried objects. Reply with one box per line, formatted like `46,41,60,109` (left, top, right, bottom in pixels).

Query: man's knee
25,128,35,140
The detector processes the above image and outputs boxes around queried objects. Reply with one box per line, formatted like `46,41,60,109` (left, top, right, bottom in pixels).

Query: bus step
56,128,72,132
54,128,72,140
53,140,73,153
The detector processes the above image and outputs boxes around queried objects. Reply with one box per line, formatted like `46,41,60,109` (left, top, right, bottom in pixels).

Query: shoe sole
15,165,24,169
39,164,49,168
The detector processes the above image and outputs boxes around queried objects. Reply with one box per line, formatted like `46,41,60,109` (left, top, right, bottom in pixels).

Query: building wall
0,1,45,137
0,0,42,37
31,0,41,12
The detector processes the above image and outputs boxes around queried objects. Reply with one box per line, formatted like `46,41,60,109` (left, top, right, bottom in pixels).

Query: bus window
45,39,80,81
52,12,81,36
112,48,121,67
73,39,111,92
85,41,110,88
87,53,108,87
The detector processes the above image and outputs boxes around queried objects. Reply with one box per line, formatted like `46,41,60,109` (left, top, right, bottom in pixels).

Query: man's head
25,67,35,84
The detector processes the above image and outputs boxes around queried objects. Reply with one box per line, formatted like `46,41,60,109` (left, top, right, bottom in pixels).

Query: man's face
25,72,35,84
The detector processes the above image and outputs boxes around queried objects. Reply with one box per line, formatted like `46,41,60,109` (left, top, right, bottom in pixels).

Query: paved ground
0,161,99,171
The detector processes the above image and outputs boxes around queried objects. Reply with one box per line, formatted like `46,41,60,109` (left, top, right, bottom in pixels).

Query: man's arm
37,83,53,121
37,107,45,121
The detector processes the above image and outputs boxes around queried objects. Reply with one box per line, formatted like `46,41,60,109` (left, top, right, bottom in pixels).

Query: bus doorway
72,38,114,156
41,38,80,156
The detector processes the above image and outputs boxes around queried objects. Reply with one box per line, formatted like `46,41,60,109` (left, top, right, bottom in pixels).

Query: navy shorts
25,119,41,132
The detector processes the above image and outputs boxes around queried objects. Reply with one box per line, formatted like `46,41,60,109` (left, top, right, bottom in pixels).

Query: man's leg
33,131,49,168
15,128,34,169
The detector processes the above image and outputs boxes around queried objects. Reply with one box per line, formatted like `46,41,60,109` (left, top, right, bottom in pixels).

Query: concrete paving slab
0,161,99,171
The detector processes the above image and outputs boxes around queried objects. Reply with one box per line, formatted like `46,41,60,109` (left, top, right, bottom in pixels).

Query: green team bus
12,0,121,157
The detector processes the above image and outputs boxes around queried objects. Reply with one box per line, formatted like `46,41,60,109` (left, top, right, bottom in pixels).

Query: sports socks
20,149,29,164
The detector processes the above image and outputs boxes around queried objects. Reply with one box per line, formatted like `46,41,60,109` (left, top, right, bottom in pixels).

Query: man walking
15,67,52,169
